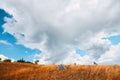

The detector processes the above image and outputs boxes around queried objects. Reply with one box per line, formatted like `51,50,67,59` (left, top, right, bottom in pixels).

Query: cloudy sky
0,0,120,64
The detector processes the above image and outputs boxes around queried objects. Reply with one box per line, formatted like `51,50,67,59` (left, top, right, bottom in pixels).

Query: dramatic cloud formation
0,0,120,64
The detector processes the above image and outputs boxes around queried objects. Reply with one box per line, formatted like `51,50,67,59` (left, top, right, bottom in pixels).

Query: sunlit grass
0,62,120,80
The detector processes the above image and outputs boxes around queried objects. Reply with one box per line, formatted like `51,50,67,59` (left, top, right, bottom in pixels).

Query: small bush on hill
3,59,11,62
26,61,33,64
17,58,25,63
17,58,33,64
35,60,39,64
0,58,1,62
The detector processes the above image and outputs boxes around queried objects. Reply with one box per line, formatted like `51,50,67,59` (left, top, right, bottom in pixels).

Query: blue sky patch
103,35,120,45
108,35,120,45
0,8,41,62
76,49,86,56
0,43,41,61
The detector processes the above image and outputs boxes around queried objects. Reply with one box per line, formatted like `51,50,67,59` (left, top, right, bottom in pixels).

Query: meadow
0,62,120,80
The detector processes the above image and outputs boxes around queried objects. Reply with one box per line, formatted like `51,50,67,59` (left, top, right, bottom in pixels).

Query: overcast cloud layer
0,0,120,64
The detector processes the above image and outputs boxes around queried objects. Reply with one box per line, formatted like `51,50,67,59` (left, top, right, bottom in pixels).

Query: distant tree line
0,58,39,64
0,58,11,62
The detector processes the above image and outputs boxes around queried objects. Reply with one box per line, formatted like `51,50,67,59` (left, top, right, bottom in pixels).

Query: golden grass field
0,62,120,80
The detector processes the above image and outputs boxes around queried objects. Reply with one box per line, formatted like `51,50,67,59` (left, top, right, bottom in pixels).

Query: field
0,62,120,80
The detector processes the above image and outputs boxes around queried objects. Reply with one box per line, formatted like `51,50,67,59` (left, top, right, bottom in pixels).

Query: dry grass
0,62,120,80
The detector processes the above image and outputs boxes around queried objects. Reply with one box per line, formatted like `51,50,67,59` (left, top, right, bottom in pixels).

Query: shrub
17,58,25,63
3,59,11,62
35,60,39,64
26,61,33,64
0,58,1,62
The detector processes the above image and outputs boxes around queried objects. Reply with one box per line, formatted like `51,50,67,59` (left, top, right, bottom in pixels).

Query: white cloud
0,0,120,64
98,44,120,64
0,40,12,46
0,54,14,62
0,54,8,61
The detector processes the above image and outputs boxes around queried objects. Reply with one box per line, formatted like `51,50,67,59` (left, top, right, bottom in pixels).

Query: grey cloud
87,44,110,59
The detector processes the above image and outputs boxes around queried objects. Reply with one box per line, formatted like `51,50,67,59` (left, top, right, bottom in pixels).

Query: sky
0,0,120,64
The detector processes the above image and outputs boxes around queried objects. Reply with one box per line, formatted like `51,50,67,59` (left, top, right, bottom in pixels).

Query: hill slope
0,62,120,80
